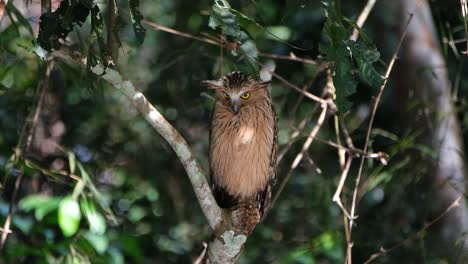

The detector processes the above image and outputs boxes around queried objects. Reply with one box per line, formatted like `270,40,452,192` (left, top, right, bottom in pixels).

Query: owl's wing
257,96,278,218
208,104,238,209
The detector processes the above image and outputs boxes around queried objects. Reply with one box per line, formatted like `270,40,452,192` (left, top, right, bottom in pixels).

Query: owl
203,71,278,218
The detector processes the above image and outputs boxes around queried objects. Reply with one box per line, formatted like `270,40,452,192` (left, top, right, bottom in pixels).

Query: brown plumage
203,71,277,218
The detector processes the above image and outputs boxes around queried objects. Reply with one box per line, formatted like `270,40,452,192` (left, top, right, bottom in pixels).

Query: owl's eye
223,92,230,100
240,92,251,100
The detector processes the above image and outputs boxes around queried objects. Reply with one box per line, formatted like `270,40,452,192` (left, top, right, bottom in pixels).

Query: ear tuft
201,79,224,89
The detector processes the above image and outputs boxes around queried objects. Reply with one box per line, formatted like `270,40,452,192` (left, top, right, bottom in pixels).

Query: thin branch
0,60,55,252
142,19,327,67
106,0,117,61
258,52,322,66
350,0,378,41
349,11,413,231
87,63,223,230
256,61,329,105
277,101,320,164
363,195,464,264
0,168,23,252
49,48,223,229
337,13,414,264
332,156,354,220
143,19,221,46
461,0,468,54
272,102,328,207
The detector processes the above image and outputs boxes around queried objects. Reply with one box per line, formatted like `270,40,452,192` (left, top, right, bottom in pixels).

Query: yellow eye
241,92,251,100
223,92,230,100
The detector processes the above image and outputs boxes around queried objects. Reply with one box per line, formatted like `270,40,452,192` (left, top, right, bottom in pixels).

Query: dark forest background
1,0,468,263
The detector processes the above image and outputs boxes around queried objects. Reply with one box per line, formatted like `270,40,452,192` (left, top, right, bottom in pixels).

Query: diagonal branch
89,63,223,230
363,195,463,264
272,102,328,207
55,48,223,228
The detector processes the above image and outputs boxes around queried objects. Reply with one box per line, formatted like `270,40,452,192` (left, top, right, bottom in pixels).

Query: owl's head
202,71,271,114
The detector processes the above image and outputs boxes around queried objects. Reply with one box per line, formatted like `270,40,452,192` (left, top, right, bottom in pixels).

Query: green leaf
320,1,355,112
58,196,81,237
19,194,61,221
128,0,146,44
77,163,117,224
239,39,258,59
312,232,344,261
81,199,106,235
83,231,109,254
320,1,383,112
263,26,292,41
209,0,240,37
229,8,263,38
346,40,384,88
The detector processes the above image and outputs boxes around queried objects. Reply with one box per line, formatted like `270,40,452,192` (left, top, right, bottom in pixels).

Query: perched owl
204,71,278,218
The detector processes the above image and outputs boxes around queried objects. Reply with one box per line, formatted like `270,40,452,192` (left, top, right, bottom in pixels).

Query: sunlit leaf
81,199,106,235
77,163,116,224
68,151,76,175
19,194,61,220
58,196,81,237
84,231,109,254
264,26,292,41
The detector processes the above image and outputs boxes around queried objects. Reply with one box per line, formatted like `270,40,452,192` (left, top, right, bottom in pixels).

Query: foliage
0,0,467,263
320,1,384,112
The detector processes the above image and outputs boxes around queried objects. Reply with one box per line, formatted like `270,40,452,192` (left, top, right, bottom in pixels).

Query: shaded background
1,0,468,263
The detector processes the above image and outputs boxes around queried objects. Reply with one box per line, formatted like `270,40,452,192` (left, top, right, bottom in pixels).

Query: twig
277,101,320,164
272,102,328,207
313,136,387,163
0,60,55,251
256,61,328,105
339,115,355,150
0,167,23,252
87,63,223,230
350,0,377,41
143,19,325,67
143,19,221,46
461,0,468,54
363,195,464,264
258,52,322,66
332,156,354,220
106,0,117,61
343,12,414,263
194,242,208,264
349,11,413,229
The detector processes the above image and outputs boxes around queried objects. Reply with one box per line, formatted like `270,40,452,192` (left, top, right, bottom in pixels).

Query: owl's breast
210,105,275,199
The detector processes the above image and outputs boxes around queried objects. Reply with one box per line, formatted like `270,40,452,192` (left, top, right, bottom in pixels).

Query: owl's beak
232,102,240,114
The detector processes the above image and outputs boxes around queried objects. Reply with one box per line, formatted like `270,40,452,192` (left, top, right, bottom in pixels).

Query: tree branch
47,41,261,262
89,63,223,230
